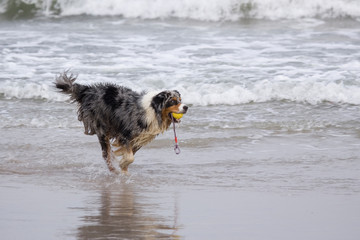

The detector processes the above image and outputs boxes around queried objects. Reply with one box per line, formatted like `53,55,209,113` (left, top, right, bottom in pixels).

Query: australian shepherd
55,72,188,174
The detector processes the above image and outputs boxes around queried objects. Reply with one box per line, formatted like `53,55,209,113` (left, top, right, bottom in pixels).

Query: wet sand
1,174,360,240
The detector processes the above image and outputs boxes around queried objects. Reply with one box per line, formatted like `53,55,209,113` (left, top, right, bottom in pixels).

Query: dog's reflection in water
76,184,180,240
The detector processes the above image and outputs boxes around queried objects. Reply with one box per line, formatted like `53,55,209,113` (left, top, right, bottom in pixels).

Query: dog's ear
151,91,171,112
174,90,181,98
151,91,171,125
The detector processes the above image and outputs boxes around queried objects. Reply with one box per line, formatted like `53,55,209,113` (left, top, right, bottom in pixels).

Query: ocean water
1,0,360,239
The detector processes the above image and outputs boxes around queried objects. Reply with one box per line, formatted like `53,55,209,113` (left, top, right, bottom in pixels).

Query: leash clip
174,144,181,154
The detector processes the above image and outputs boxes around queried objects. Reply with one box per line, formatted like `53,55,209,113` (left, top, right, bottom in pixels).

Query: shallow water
1,1,360,238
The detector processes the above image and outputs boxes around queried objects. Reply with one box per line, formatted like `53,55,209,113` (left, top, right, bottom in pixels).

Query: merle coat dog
55,72,188,173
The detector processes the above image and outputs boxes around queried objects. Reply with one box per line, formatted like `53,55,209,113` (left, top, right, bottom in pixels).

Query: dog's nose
183,105,188,112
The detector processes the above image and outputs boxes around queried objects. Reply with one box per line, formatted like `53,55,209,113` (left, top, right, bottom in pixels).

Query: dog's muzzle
170,104,188,123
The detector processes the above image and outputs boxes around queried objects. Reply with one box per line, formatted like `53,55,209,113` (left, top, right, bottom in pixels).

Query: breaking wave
1,0,360,20
1,79,360,106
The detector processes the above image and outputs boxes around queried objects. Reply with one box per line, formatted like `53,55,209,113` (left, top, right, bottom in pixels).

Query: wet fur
55,72,188,173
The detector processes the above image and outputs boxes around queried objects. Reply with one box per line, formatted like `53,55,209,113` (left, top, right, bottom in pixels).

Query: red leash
171,115,181,154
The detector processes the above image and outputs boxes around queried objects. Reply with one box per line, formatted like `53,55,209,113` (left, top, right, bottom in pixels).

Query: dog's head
151,90,188,123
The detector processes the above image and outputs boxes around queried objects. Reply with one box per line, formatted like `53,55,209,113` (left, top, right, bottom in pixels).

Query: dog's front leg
119,148,134,174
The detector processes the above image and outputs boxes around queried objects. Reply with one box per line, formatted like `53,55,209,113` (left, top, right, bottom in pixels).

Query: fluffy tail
55,71,77,94
55,71,88,102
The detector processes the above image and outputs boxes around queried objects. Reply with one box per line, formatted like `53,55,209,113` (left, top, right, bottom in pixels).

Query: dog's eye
170,100,177,105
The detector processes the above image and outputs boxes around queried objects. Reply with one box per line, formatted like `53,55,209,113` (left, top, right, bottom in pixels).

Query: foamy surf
1,79,360,105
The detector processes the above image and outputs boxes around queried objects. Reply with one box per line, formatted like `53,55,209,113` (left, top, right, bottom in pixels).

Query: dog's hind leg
119,148,134,174
98,135,119,174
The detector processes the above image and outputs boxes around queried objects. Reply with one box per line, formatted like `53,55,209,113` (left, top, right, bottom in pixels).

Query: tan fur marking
162,104,181,121
119,148,134,173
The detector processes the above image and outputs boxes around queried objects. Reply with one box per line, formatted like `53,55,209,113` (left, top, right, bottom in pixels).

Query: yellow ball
172,113,184,119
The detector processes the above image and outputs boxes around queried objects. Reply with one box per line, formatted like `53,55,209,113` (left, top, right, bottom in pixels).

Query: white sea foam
1,3,360,106
4,0,360,20
1,79,359,106
0,80,67,102
180,80,360,105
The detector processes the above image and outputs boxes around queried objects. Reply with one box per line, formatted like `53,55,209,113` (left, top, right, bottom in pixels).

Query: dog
55,72,188,173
